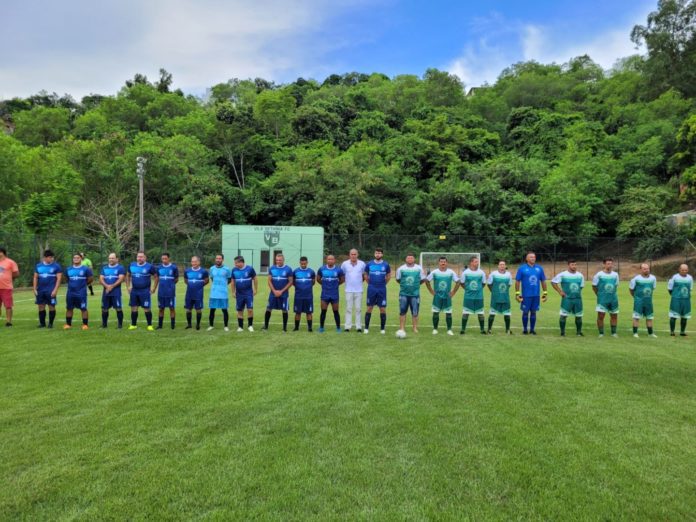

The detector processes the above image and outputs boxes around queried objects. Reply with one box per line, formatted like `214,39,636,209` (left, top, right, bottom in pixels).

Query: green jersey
487,271,512,304
551,270,584,299
592,271,619,302
630,275,656,303
427,268,458,299
461,268,486,300
396,263,425,297
668,274,693,300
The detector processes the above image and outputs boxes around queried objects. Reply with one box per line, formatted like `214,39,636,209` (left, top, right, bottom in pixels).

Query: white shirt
341,259,366,292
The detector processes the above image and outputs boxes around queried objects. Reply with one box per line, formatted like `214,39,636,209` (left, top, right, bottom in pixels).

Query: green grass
1,280,695,520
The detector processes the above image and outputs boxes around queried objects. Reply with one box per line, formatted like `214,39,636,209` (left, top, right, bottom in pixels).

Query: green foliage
13,106,71,146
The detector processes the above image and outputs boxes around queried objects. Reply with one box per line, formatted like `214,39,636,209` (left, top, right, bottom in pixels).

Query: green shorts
596,297,619,314
669,299,691,319
489,302,511,315
432,295,452,313
632,299,654,320
560,297,583,317
463,298,484,315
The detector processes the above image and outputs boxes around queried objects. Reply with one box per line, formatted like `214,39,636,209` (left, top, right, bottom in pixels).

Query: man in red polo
0,247,20,327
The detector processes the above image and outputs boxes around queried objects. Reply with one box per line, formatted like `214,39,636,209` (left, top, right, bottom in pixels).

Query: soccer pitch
1,280,695,519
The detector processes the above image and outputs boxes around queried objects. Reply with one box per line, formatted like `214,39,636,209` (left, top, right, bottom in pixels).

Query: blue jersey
269,265,293,297
209,265,232,300
185,267,208,301
515,263,546,297
129,262,156,291
318,265,343,299
365,260,391,289
100,264,126,296
232,265,256,296
293,267,316,300
35,261,62,294
157,263,179,298
65,265,93,297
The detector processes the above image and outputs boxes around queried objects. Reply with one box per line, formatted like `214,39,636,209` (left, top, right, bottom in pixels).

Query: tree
12,106,71,146
253,89,296,138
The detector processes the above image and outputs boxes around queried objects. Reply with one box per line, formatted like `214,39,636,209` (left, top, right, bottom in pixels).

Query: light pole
136,156,147,252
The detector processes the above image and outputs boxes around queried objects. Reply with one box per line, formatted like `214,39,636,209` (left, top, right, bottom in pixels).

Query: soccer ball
396,329,407,339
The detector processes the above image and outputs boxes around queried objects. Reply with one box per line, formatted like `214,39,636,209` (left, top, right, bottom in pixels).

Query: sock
102,311,108,327
575,317,582,334
158,315,164,328
294,319,300,330
307,319,313,332
598,324,605,334
380,313,386,330
82,317,88,326
66,315,73,326
680,318,687,334
222,309,229,327
478,315,485,332
522,312,529,332
39,310,46,326
647,326,653,335
264,311,271,328
446,313,452,330
670,318,677,333
487,315,494,331
433,312,439,329
633,326,638,334
461,314,469,332
530,312,537,332
248,317,253,327
238,317,244,328
170,317,175,329
48,310,56,326
282,312,288,331
186,312,192,327
365,312,372,329
560,316,567,335
320,309,327,328
196,312,202,328
209,309,216,326
333,310,341,328
145,311,152,326
611,325,617,335
504,315,510,332
131,312,138,326
117,311,124,327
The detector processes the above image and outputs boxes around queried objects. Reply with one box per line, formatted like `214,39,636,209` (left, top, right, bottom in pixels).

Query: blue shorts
367,288,387,307
294,297,314,314
321,295,339,305
129,290,151,309
521,296,540,312
101,295,122,309
399,295,420,316
66,294,88,311
35,291,57,306
236,294,254,311
185,297,203,310
267,295,289,311
209,298,228,309
158,296,176,309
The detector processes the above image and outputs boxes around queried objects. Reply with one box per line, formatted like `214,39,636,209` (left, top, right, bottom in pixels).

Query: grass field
1,279,695,520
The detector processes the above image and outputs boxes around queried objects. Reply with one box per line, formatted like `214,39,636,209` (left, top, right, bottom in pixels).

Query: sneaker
128,325,138,330
147,325,154,332
633,333,639,338
363,329,369,334
649,333,658,338
447,330,454,336
432,329,438,335
81,325,89,331
237,327,244,332
248,326,254,332
63,324,72,330
380,330,385,335
207,326,214,332
318,327,325,333
224,327,229,332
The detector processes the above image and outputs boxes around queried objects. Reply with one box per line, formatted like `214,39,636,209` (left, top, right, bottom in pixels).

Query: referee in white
341,249,366,332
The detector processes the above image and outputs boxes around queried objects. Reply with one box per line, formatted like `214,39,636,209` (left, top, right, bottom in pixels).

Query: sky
2,0,656,100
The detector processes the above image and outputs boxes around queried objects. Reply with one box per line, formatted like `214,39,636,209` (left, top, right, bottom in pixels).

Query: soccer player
154,252,178,330
341,249,366,332
551,259,585,337
592,258,620,337
317,254,344,333
184,256,209,330
80,252,95,296
629,263,657,338
263,253,293,332
293,256,316,332
208,254,233,332
396,253,425,336
33,249,62,328
487,260,513,334
515,252,548,335
63,253,93,330
363,248,391,334
425,256,458,335
668,263,692,336
99,253,126,328
231,255,257,332
456,256,487,334
0,247,19,327
126,251,158,331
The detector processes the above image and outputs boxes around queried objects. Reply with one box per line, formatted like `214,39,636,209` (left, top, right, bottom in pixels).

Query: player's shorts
35,291,56,306
129,290,151,308
321,295,339,305
101,295,122,310
66,294,87,311
0,289,13,308
267,295,289,311
669,299,691,319
366,288,387,307
596,298,619,314
632,300,654,320
399,295,420,316
209,298,228,310
560,298,583,317
489,302,511,315
463,298,484,315
520,296,540,312
293,297,314,314
185,297,204,310
432,295,452,313
236,294,253,311
158,296,176,309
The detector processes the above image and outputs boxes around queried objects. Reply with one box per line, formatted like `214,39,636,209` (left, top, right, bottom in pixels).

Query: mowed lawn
1,278,695,520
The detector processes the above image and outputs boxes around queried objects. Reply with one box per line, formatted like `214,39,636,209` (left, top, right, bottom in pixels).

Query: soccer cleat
196,325,200,331
576,332,584,337
185,325,192,330
207,326,214,332
530,331,537,335
460,330,465,335
522,331,528,335
363,329,369,334
147,325,154,332
412,328,418,334
487,330,492,335
38,324,46,329
598,333,604,338
506,330,512,335
480,330,487,335
5,323,12,327
611,333,618,338
670,332,676,336
63,324,72,330
261,327,268,331
224,326,229,332
380,330,385,335
293,327,299,332
356,328,362,333
318,327,325,333
47,324,53,329
433,329,438,335
248,326,254,332
633,333,639,338
237,327,244,332
336,327,342,333
81,325,89,331
155,326,163,330
560,333,565,337
680,333,687,337
447,330,454,336
649,333,658,338
128,325,138,330
99,325,107,329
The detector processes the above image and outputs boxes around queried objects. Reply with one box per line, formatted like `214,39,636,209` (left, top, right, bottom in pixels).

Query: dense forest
1,0,695,260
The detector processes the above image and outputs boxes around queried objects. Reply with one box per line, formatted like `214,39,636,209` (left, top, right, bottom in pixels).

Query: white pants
345,291,363,329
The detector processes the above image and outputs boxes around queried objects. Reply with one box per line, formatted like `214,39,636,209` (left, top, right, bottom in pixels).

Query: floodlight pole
136,156,147,252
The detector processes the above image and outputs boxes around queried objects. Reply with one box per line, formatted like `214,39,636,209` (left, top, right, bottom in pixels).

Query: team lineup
0,247,693,338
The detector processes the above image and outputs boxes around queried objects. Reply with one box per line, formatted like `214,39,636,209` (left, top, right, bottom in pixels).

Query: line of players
31,249,693,337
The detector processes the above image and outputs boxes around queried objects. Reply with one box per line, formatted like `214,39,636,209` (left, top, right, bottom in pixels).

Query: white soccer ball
396,329,407,339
